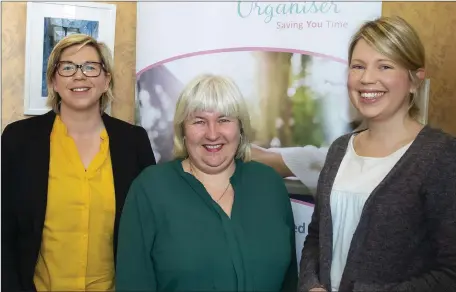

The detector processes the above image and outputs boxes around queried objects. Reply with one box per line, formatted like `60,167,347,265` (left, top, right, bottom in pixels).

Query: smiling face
184,111,241,174
52,45,111,112
348,39,415,121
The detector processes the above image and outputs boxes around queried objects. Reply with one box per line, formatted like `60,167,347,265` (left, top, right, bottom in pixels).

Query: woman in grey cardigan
299,16,456,292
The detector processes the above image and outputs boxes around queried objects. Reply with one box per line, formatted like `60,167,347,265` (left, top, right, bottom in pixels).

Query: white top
330,135,412,291
268,145,329,192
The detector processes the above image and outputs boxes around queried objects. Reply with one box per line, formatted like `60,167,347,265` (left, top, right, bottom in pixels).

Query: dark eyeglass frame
55,61,106,77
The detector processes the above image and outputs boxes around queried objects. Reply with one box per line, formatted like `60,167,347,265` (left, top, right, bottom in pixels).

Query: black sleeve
136,126,156,171
1,124,21,291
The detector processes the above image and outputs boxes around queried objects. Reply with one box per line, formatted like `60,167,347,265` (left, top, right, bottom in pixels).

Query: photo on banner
137,49,351,164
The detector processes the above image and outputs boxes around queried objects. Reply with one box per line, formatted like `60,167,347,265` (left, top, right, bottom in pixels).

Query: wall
383,2,456,135
2,2,456,135
1,1,137,129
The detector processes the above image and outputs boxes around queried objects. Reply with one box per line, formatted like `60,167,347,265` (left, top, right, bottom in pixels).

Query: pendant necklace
189,161,231,202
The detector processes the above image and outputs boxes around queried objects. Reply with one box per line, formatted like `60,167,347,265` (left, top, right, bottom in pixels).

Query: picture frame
23,1,116,115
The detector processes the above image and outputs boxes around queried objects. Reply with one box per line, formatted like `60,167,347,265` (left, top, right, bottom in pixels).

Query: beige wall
1,1,137,129
383,2,456,135
2,2,456,135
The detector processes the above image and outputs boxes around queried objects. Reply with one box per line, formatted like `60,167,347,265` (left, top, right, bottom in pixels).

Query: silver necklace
189,161,231,203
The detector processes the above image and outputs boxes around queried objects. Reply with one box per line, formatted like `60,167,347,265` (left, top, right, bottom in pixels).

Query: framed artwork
23,1,116,115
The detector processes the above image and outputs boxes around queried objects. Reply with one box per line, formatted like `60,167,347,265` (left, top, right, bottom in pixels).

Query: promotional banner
136,1,382,267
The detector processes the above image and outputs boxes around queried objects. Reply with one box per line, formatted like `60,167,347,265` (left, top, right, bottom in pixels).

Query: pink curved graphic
291,198,315,207
136,47,348,77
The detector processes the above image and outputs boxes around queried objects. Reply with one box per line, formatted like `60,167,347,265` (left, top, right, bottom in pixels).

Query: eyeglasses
55,61,105,77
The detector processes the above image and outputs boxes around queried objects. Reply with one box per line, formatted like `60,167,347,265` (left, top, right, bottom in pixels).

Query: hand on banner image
251,144,328,193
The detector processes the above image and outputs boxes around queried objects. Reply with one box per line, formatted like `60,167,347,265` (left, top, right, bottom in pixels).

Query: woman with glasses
1,34,156,292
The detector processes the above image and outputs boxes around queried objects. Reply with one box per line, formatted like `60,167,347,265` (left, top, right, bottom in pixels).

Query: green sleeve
281,211,298,292
280,177,298,292
116,176,157,291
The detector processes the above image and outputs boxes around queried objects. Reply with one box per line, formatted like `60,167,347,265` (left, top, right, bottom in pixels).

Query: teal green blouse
116,159,297,291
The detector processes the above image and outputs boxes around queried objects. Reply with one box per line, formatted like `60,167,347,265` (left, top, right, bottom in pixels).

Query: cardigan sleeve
298,191,324,292
298,142,338,292
392,138,456,292
116,174,157,291
356,138,456,292
1,124,21,292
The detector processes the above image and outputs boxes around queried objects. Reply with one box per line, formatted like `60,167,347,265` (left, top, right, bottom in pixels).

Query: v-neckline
53,116,109,176
174,159,242,220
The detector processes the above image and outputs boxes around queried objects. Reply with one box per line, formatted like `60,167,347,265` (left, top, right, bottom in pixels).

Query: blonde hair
46,34,114,113
173,74,252,161
348,16,425,118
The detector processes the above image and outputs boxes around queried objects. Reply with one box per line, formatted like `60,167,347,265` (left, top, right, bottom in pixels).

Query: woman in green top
116,74,298,291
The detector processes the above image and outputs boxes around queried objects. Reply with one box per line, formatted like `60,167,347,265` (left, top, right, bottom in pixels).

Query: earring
407,92,417,113
410,94,416,106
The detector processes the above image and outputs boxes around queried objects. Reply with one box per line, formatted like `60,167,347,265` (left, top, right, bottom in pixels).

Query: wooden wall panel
1,2,27,128
109,1,137,124
1,2,137,130
383,2,456,135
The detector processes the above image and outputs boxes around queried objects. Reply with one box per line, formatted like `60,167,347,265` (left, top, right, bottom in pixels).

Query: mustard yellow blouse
34,116,116,291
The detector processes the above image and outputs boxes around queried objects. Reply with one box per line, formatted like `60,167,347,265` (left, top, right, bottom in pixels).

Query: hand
309,287,327,292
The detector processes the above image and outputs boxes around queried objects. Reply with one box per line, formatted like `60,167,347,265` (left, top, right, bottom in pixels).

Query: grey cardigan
298,125,456,292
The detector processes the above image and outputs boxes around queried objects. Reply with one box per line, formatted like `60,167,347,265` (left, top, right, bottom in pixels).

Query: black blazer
1,111,156,292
